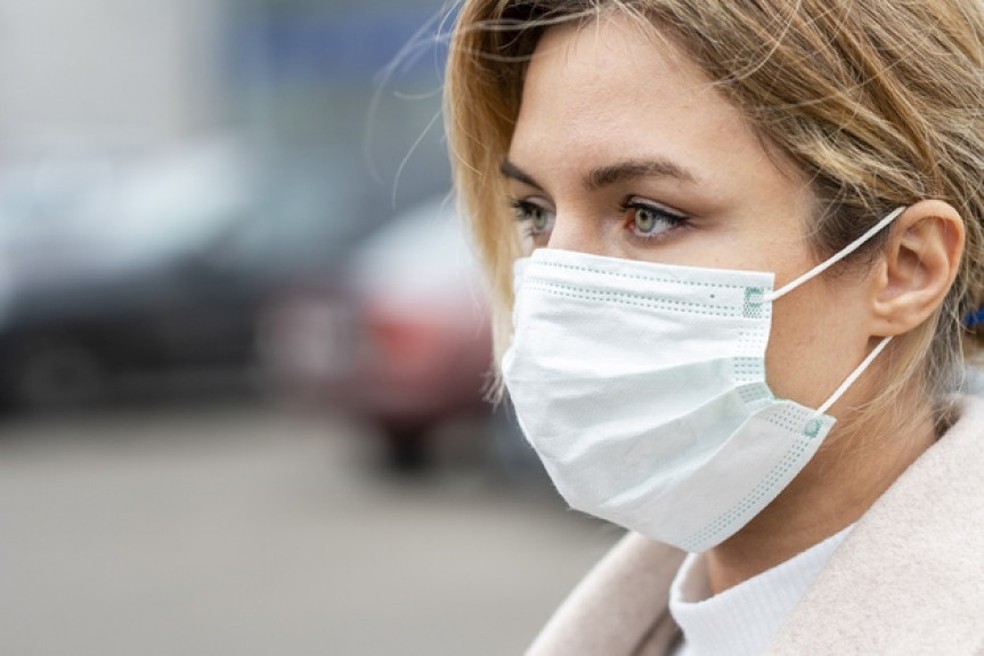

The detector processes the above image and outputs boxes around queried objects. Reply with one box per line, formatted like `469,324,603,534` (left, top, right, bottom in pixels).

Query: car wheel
7,339,106,411
382,424,431,473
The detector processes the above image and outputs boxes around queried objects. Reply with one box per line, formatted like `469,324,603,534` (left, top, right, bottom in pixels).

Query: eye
510,199,555,241
620,199,688,240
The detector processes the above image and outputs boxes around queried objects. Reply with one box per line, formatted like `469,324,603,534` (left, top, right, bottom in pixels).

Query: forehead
508,13,787,194
522,15,719,118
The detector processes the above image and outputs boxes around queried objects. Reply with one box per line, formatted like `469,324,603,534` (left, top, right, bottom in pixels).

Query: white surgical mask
502,207,904,552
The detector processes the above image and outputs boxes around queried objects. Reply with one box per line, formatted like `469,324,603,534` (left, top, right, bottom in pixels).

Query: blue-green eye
621,200,688,239
530,207,551,231
510,199,555,238
633,206,659,233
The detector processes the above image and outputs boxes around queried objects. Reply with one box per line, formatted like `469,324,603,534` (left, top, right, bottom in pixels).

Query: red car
260,197,493,467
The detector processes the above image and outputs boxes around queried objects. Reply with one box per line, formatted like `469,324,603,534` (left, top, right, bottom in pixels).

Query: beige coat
528,396,984,655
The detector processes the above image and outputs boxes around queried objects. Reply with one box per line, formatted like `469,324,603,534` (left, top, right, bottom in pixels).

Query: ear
869,200,965,336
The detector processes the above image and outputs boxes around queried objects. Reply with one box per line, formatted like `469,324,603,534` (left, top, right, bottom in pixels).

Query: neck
704,393,937,595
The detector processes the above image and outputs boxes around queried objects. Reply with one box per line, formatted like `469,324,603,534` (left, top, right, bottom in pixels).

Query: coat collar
769,395,984,653
526,532,683,655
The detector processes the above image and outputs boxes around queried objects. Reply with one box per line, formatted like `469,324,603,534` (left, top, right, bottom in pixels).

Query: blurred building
223,0,452,212
0,0,227,152
0,0,451,207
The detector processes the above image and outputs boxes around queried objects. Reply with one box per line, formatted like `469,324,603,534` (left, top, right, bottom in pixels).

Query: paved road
0,402,622,656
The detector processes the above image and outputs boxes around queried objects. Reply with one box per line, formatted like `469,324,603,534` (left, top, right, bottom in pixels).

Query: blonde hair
445,0,984,420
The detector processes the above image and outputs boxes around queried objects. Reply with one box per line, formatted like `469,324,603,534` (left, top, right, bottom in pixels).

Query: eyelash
509,197,689,243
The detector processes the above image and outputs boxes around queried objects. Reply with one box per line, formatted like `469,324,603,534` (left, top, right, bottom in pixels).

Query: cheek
764,281,872,408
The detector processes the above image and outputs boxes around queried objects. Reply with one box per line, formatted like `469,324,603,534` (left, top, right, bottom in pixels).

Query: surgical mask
502,207,904,552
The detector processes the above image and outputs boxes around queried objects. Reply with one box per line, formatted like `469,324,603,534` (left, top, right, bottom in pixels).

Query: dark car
0,141,381,410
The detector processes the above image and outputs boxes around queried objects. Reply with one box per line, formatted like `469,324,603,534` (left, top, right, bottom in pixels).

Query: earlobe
870,200,965,336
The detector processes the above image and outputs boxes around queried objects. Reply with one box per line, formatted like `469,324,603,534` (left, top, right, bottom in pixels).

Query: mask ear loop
816,335,893,416
760,206,905,416
765,206,907,302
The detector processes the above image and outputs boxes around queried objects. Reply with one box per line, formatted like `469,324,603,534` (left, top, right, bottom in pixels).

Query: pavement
0,401,622,656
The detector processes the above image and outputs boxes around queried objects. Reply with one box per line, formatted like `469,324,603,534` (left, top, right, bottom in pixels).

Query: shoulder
527,533,684,656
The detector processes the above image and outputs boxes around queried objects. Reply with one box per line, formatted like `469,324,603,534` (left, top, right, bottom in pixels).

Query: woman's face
504,14,880,412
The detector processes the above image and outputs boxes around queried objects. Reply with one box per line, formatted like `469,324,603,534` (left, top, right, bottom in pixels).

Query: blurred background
0,1,621,654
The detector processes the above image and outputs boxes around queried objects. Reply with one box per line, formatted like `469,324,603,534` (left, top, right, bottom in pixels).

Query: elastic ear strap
817,336,893,416
766,206,907,301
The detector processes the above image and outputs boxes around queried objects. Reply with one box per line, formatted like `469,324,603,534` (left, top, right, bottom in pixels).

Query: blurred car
259,196,493,467
0,140,383,410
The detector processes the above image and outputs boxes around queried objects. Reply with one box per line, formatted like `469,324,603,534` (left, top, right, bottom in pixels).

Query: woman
445,1,984,654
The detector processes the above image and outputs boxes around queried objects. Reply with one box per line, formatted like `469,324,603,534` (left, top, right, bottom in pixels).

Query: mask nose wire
764,206,907,302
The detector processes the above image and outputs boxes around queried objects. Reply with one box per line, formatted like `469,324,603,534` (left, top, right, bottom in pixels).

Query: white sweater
669,524,853,655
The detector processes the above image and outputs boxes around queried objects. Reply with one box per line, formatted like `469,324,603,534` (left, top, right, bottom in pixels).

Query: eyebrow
500,159,543,189
500,157,697,191
585,158,697,189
